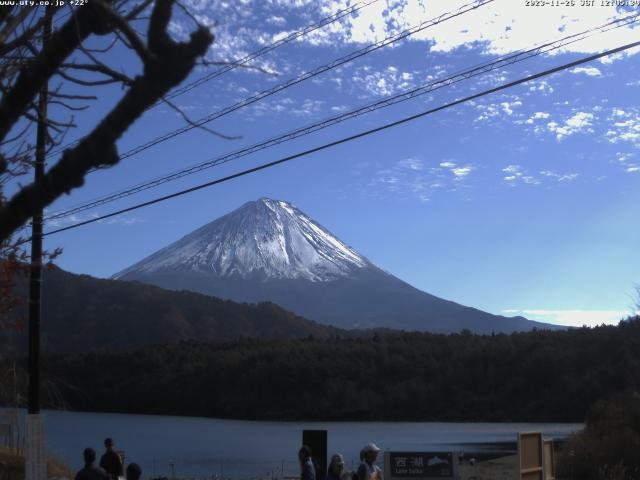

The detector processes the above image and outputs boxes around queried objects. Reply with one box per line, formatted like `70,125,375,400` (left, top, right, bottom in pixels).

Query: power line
111,0,493,162
163,0,379,102
44,0,379,160
41,38,640,238
43,13,639,222
44,13,636,221
44,0,496,220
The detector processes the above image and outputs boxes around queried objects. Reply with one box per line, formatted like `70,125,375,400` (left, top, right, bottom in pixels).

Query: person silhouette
100,438,124,480
75,448,109,480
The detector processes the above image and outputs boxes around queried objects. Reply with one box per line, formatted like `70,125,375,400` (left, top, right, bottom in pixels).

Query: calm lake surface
5,409,582,479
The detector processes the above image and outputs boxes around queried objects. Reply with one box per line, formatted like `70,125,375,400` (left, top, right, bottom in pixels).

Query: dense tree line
4,317,637,422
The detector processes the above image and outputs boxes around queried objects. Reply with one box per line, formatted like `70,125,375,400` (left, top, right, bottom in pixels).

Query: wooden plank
544,439,556,480
518,432,544,480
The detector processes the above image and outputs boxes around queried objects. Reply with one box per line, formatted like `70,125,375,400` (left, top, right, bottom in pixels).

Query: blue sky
14,0,640,327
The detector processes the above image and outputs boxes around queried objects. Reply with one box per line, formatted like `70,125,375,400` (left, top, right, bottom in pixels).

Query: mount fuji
114,198,555,333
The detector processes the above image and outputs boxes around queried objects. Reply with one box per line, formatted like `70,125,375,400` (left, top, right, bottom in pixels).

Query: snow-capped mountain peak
114,198,368,282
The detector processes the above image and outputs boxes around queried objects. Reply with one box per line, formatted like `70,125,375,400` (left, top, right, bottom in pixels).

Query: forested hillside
11,317,638,422
1,267,343,353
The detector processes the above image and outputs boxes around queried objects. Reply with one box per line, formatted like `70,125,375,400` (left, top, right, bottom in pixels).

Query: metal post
26,7,52,480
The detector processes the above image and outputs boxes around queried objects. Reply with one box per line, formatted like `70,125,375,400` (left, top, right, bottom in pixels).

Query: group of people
76,438,381,480
75,438,141,480
299,443,383,480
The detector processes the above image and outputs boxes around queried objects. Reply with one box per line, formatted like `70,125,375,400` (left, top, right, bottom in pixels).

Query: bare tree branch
48,100,90,112
0,14,48,56
0,120,32,147
61,63,133,85
92,0,152,63
80,34,119,54
56,69,123,87
0,7,15,27
49,85,98,101
0,7,31,45
160,95,241,140
124,0,155,21
0,0,214,241
175,0,204,28
0,3,116,143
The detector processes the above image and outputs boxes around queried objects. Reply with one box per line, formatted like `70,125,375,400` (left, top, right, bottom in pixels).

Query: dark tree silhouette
0,0,214,241
0,1,216,326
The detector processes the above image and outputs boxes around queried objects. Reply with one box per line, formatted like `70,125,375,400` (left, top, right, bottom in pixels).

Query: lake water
4,409,581,479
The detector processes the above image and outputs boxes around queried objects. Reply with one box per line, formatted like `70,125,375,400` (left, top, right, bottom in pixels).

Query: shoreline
0,406,587,425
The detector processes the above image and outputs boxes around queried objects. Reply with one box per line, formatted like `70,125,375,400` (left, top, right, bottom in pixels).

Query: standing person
325,454,345,480
357,444,382,480
299,445,316,480
100,438,124,480
75,448,109,480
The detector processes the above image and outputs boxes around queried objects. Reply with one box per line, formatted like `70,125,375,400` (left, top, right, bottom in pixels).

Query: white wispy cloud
501,164,539,185
614,151,640,174
525,111,550,126
290,98,324,117
350,65,418,98
241,97,326,119
266,15,286,26
451,166,473,178
172,0,640,88
527,80,554,96
605,107,640,146
361,157,473,202
503,309,634,327
547,112,595,140
438,160,474,180
540,170,579,182
570,66,602,77
500,100,522,116
364,158,433,202
288,0,639,61
400,157,424,171
44,211,142,228
501,165,579,185
474,98,523,122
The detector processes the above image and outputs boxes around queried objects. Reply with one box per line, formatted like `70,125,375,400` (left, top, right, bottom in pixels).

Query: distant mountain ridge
115,198,560,333
2,267,343,354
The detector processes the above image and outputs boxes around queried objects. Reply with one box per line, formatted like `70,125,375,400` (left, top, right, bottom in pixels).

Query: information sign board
302,429,327,480
384,452,458,480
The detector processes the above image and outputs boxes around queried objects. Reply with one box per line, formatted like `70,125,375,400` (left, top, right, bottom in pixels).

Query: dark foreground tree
0,0,215,324
557,392,640,480
0,0,213,241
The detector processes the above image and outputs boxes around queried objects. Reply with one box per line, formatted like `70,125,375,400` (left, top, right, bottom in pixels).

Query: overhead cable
40,38,640,237
43,13,639,222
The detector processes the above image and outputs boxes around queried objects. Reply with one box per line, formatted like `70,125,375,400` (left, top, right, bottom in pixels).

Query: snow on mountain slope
114,197,559,333
114,198,368,282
